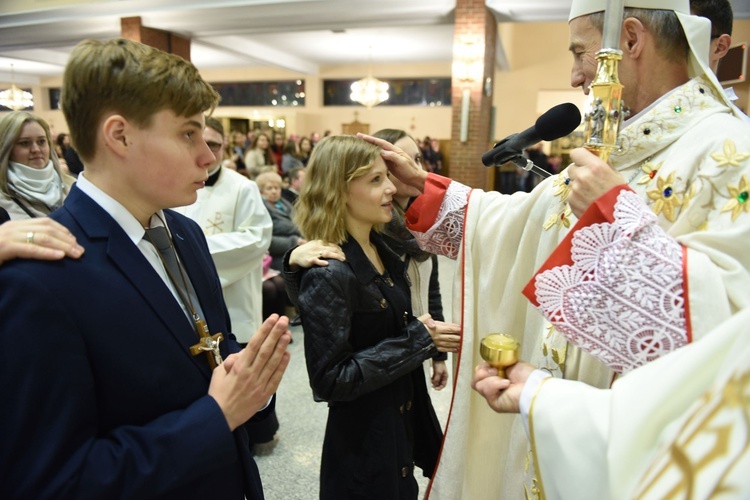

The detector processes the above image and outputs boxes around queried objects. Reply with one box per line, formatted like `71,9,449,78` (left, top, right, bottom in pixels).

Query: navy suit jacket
0,185,268,499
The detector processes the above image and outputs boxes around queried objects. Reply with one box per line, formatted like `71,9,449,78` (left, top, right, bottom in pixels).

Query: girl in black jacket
288,135,460,499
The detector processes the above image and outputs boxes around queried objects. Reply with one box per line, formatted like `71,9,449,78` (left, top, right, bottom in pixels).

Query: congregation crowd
1,0,750,499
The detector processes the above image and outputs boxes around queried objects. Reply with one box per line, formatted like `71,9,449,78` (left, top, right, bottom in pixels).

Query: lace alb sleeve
533,189,687,373
409,181,471,259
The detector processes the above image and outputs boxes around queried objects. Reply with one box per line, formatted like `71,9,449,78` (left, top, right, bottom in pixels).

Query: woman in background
297,136,313,166
0,111,74,219
243,131,276,177
289,135,460,499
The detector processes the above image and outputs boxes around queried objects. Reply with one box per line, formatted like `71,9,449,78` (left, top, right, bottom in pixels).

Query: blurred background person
0,111,74,219
269,131,286,174
281,139,303,176
244,131,275,178
281,166,305,206
256,170,306,271
298,136,313,166
230,130,247,173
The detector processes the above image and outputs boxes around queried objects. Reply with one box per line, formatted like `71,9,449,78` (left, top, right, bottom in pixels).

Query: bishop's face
568,16,602,95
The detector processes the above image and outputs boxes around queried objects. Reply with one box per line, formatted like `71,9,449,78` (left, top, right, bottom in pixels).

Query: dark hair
372,128,409,145
589,8,689,64
56,133,68,150
205,116,224,136
288,166,305,181
690,0,733,38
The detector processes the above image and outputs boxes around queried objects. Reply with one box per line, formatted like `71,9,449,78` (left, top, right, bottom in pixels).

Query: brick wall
449,0,496,190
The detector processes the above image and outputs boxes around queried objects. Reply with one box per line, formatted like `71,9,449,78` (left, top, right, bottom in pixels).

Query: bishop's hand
358,133,428,193
471,361,536,414
566,147,626,218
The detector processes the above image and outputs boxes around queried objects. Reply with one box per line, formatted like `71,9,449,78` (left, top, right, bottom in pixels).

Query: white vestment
175,167,272,341
530,307,750,500
411,76,750,499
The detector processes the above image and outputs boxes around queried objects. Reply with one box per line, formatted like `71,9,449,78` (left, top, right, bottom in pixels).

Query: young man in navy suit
0,38,291,499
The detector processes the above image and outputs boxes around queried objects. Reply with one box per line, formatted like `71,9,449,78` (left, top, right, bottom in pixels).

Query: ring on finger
565,176,573,185
26,231,35,244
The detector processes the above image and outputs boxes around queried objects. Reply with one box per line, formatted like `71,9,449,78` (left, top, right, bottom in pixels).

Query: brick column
449,0,496,190
121,16,191,61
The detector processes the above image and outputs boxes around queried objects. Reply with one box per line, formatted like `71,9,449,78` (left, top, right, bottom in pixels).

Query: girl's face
261,181,282,203
300,138,312,153
11,121,50,169
345,156,396,231
257,135,269,149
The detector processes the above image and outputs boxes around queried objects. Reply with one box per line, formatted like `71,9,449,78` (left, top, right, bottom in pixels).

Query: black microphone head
535,103,582,141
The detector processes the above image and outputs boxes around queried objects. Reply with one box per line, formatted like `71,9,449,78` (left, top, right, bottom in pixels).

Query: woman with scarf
0,112,74,219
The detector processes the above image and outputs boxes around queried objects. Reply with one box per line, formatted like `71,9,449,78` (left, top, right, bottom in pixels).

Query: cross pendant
189,318,224,369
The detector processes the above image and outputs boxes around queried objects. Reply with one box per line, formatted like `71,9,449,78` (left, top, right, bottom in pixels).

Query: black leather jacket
284,233,438,404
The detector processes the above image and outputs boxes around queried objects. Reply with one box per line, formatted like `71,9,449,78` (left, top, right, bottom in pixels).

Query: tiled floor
255,256,457,499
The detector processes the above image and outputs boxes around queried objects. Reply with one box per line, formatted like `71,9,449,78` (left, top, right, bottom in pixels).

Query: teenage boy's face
128,109,214,212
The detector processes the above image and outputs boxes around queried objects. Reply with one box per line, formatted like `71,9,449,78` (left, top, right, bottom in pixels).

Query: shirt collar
75,172,167,245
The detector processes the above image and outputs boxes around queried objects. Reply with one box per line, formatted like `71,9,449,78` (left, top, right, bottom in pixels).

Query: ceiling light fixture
350,47,389,109
0,65,33,111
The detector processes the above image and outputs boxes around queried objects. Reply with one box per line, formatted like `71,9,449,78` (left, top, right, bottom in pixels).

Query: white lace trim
410,181,471,259
534,190,687,373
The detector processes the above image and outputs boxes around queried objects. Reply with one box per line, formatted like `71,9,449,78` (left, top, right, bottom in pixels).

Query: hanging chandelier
0,65,33,111
350,48,389,108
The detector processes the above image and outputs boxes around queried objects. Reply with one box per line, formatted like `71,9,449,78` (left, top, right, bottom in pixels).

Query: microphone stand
511,156,553,179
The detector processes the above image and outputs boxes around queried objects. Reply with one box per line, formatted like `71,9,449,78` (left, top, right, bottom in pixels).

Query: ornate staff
584,0,627,162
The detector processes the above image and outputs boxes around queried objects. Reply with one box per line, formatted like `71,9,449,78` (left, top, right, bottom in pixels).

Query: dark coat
295,233,442,500
0,185,270,500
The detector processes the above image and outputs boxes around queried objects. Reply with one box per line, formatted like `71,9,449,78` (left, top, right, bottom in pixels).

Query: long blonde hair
0,111,61,197
294,135,381,244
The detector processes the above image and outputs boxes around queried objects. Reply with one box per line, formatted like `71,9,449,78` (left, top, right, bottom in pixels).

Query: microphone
481,103,581,168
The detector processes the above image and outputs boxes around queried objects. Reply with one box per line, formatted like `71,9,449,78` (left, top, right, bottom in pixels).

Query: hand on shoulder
0,217,84,266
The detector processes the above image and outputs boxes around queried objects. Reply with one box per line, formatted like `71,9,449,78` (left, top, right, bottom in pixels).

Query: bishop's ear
621,17,646,58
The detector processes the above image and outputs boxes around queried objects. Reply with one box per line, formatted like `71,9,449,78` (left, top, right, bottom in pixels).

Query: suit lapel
63,187,213,378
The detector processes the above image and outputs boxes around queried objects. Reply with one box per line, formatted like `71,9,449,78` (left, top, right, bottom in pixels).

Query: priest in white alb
471,306,750,499
361,0,750,497
175,117,272,341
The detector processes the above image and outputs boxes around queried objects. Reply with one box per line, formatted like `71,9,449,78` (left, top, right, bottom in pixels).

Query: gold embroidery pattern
690,139,750,221
720,174,750,221
542,205,572,231
523,450,543,500
205,212,225,235
552,175,572,202
635,369,750,498
637,161,663,185
711,139,750,168
647,171,683,222
540,324,566,375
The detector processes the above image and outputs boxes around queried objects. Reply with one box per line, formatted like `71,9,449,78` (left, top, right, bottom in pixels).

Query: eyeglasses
206,141,223,153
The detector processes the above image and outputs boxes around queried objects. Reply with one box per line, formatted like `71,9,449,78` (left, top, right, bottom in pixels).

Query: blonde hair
294,135,381,244
0,111,61,198
255,170,283,192
61,38,220,162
